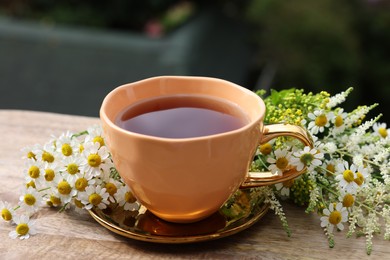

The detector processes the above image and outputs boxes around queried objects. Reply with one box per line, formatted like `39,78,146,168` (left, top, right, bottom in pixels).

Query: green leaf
269,88,296,105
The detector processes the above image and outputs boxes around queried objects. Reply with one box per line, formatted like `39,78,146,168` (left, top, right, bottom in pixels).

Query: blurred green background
0,0,389,123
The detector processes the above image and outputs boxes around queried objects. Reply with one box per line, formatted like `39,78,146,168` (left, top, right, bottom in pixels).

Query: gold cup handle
240,124,313,188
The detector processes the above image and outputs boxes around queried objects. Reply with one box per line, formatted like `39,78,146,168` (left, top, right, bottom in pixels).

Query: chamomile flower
74,176,95,192
258,142,273,155
19,187,44,214
80,142,113,179
373,123,388,139
322,159,340,177
331,108,348,136
33,142,58,164
354,165,370,189
72,197,86,213
291,146,323,172
78,185,110,210
335,161,359,194
53,175,77,204
267,148,292,176
42,162,60,184
85,125,105,148
46,191,63,208
320,202,348,233
1,201,15,222
114,185,139,211
104,178,122,203
59,156,84,183
258,139,275,155
21,144,41,161
24,159,45,186
9,215,37,240
56,131,80,157
307,109,334,135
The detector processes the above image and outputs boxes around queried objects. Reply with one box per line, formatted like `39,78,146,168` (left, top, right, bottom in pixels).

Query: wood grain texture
0,110,388,259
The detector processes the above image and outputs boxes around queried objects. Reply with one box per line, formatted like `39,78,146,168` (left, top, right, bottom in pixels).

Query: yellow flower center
28,166,40,179
50,195,61,206
61,144,73,156
125,191,137,203
89,193,102,206
16,223,29,236
105,183,118,196
26,181,36,189
93,136,105,147
67,163,79,175
300,153,314,165
1,208,12,221
75,178,88,192
44,169,55,181
378,127,388,138
58,181,72,195
42,151,55,163
259,143,272,155
343,170,354,183
24,194,36,206
315,114,328,127
27,151,36,160
354,172,364,186
276,157,289,170
335,115,344,127
79,144,84,153
88,154,102,167
343,194,355,207
328,210,342,225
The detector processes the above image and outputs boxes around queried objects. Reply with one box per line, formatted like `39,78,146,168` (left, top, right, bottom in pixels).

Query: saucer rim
88,202,269,244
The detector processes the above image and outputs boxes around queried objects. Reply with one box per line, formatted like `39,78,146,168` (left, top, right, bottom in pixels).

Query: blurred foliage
0,0,389,122
0,0,195,34
245,0,360,89
241,0,390,122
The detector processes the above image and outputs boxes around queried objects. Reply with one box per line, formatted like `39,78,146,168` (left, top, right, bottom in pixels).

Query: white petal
20,215,29,223
337,223,344,231
267,158,276,164
312,159,322,166
323,209,330,216
9,231,19,239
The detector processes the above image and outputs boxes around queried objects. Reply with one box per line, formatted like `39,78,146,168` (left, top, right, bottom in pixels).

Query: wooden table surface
0,110,388,259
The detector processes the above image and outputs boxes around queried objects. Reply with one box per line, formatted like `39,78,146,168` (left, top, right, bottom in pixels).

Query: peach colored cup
100,76,312,223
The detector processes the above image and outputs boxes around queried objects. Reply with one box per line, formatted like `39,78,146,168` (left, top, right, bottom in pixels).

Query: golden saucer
88,192,269,244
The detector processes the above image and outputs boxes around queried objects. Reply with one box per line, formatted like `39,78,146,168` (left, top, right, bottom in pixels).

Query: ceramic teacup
100,76,312,223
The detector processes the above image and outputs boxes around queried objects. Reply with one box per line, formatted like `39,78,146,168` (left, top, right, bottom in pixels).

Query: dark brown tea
115,94,249,138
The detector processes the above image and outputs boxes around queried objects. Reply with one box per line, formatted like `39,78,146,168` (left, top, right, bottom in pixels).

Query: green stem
316,180,339,197
72,130,88,138
38,187,52,193
258,157,269,170
58,202,69,213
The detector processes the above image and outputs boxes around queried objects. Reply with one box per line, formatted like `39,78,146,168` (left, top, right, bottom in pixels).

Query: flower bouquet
1,87,389,255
